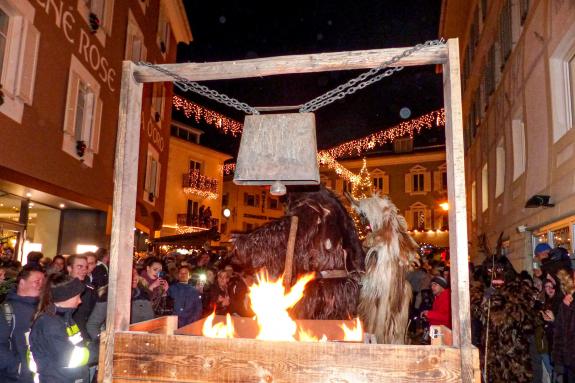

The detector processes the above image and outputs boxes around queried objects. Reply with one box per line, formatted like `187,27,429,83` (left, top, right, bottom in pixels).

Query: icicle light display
173,95,243,136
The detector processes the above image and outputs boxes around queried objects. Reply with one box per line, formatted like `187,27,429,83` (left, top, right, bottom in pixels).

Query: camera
157,271,166,279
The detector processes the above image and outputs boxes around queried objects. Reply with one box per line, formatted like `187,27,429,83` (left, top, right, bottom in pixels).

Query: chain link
137,62,261,115
137,39,445,116
299,39,445,113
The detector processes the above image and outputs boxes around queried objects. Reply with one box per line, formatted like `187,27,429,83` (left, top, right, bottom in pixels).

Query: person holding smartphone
140,257,170,316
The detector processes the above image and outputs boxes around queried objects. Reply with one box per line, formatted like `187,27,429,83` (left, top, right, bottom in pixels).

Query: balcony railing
182,170,218,200
176,213,219,234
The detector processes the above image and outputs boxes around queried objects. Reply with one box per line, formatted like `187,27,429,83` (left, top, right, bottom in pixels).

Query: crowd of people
1,242,574,382
0,248,254,383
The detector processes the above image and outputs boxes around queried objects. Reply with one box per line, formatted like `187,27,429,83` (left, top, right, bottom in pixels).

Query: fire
202,312,235,338
250,270,314,341
341,317,363,342
201,270,363,342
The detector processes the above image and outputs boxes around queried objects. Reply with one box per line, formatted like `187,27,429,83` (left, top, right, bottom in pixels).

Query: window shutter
63,73,79,135
82,91,95,142
425,208,432,229
140,42,147,61
383,175,390,195
424,172,432,192
405,209,412,229
144,155,152,192
90,98,103,153
405,174,412,193
16,21,40,104
155,165,161,197
433,171,442,191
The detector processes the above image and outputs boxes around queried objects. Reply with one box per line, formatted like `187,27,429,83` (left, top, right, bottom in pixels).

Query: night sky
176,0,444,158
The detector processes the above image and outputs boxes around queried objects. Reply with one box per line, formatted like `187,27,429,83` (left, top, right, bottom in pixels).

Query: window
138,0,150,14
520,0,530,24
144,145,161,204
343,181,352,193
189,160,201,173
125,11,146,62
157,4,171,56
77,0,115,45
405,165,431,194
405,202,431,230
549,27,575,142
222,193,229,207
499,0,512,64
481,164,489,212
244,193,259,207
434,164,448,192
151,83,165,123
485,45,496,96
371,169,389,194
512,119,526,180
495,141,505,198
471,181,477,221
62,56,103,167
243,223,254,232
0,1,39,123
269,198,279,210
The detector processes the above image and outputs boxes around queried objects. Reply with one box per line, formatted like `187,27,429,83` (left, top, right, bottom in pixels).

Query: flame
341,317,363,342
250,271,315,341
202,312,235,338
200,270,363,342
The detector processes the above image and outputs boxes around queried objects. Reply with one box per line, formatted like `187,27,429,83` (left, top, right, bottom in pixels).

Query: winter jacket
426,288,452,329
29,306,97,383
168,283,202,327
72,281,97,340
552,295,575,368
0,291,39,382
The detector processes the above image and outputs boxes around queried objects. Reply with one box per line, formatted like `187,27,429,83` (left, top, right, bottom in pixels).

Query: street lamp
223,208,231,218
439,202,449,211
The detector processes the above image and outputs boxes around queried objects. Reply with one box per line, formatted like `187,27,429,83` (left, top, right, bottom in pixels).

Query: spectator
226,266,251,317
553,270,575,383
29,274,97,383
209,271,230,315
168,265,202,327
67,254,97,340
0,265,44,382
140,257,171,317
46,255,66,275
84,252,98,283
86,268,154,340
91,248,109,290
25,252,43,268
421,276,451,329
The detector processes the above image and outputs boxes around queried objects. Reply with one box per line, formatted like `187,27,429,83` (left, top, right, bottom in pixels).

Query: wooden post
101,61,143,383
283,216,299,287
443,39,475,382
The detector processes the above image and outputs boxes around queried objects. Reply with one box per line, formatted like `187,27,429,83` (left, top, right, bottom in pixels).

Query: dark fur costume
470,255,538,383
232,185,365,319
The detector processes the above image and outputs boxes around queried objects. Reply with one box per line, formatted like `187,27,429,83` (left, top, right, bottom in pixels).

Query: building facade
0,0,191,260
161,121,230,238
440,0,575,270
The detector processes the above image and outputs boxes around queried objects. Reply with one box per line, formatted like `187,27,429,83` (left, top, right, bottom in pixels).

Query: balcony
176,213,219,234
182,170,218,200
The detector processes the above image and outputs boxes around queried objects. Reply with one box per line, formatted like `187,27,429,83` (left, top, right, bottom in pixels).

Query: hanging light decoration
173,95,243,136
182,170,219,200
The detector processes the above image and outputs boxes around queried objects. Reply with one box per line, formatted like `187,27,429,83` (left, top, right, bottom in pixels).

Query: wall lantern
234,113,320,195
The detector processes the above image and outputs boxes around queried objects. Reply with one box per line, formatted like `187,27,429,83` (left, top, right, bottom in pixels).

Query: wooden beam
129,316,178,335
102,61,143,383
111,332,465,382
442,39,475,382
133,45,448,83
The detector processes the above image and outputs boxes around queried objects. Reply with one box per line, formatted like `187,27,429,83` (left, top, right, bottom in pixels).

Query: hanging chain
137,39,445,116
137,61,261,115
299,39,445,113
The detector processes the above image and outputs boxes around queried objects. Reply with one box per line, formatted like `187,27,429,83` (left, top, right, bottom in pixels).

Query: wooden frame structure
101,38,479,382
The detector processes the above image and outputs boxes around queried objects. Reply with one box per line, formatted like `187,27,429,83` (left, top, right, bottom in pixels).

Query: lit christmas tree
350,157,372,240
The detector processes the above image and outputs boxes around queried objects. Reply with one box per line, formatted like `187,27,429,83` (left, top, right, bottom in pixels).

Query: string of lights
173,95,243,136
182,170,219,200
322,109,445,159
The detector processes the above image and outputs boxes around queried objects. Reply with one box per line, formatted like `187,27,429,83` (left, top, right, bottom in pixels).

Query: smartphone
157,271,166,279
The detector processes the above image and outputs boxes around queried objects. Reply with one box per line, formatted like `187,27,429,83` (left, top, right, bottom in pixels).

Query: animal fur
348,193,419,344
232,185,365,320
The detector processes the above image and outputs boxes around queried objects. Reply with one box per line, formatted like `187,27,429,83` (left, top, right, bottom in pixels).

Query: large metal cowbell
233,113,320,188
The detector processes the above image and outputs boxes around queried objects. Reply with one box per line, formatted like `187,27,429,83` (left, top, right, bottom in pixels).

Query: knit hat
431,276,448,289
52,277,85,303
534,243,551,256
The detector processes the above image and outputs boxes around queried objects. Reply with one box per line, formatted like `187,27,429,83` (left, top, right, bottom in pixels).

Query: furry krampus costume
347,193,419,344
470,255,537,383
232,185,365,320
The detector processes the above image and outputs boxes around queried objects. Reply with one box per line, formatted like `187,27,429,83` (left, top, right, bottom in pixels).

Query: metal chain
137,39,445,116
137,61,260,115
299,39,445,113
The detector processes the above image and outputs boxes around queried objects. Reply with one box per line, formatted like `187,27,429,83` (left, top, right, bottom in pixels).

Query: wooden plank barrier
108,332,479,383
